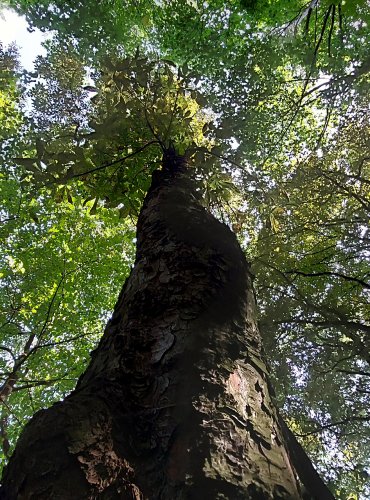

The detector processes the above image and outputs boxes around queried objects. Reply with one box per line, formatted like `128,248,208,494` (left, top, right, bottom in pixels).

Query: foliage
0,0,369,497
0,168,135,465
250,108,370,496
0,42,22,152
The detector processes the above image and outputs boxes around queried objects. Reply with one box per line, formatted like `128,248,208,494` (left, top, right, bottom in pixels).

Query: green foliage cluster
0,0,369,497
0,170,135,464
0,42,22,150
249,114,370,495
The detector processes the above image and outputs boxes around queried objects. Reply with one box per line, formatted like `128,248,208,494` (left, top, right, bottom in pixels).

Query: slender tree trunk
0,154,333,499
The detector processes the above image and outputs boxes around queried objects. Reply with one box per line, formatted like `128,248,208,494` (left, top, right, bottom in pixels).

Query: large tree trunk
0,154,333,499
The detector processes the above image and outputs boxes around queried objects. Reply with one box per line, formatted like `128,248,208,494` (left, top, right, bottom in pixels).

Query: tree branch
285,270,370,290
69,140,159,179
276,318,370,335
295,415,370,437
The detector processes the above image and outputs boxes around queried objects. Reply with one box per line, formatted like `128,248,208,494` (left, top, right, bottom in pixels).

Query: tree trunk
0,154,333,499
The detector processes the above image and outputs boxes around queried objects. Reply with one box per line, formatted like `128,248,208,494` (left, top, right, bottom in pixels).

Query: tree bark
0,154,333,499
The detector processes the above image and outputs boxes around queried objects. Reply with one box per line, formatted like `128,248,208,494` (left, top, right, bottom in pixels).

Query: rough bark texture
1,155,333,499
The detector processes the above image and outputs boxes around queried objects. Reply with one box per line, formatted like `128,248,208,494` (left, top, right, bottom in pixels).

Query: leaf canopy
0,0,369,496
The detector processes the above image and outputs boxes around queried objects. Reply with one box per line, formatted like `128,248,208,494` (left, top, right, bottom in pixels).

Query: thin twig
327,4,335,57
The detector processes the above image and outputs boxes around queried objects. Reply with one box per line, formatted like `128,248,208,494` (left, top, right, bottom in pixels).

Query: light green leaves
0,172,136,458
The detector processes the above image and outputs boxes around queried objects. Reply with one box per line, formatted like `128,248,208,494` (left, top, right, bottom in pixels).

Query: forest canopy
0,0,369,497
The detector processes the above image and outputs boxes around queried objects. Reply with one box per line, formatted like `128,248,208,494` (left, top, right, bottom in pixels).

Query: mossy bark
0,155,333,499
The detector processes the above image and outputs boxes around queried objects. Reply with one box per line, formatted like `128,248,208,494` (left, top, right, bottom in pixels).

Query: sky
0,8,48,70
